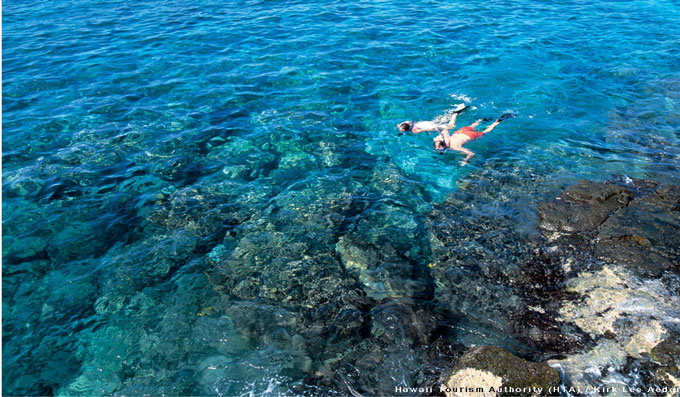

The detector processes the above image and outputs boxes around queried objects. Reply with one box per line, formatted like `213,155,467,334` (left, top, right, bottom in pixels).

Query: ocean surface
3,0,680,395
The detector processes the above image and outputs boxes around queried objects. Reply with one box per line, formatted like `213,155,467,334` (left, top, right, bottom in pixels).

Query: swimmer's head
434,140,447,150
398,121,414,132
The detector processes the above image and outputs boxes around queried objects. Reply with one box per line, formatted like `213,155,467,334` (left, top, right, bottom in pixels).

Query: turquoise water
3,0,680,395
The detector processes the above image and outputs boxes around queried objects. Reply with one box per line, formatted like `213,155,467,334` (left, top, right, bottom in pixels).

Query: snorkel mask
398,121,414,131
433,142,447,154
397,121,414,136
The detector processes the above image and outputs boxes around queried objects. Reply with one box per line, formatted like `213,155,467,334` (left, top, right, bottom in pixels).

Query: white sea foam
449,93,472,103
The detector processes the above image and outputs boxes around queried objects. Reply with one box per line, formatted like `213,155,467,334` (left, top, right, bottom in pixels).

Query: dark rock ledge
523,178,679,390
538,178,680,277
441,346,560,396
431,177,679,394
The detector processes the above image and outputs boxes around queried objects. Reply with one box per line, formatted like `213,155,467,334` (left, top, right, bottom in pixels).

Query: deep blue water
3,0,680,395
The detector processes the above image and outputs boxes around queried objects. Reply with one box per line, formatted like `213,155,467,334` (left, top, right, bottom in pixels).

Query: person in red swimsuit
399,108,515,165
433,114,515,165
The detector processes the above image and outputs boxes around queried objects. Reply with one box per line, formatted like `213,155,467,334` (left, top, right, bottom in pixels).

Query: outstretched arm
450,147,475,166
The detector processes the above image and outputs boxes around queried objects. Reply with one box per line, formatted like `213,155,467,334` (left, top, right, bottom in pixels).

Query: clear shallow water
3,0,680,395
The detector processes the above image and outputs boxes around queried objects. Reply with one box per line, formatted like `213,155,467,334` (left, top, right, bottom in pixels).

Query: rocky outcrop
538,179,680,277
533,178,680,391
538,180,633,233
649,332,680,388
595,184,680,276
443,346,560,396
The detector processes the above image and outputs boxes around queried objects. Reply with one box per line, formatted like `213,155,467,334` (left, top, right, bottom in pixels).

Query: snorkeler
397,105,469,135
398,109,515,166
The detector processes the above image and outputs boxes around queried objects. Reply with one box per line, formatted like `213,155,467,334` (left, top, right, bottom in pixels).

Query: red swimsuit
456,126,485,139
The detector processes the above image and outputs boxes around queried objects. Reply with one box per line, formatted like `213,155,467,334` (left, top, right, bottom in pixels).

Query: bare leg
482,119,501,133
445,113,459,129
445,105,470,129
468,119,483,129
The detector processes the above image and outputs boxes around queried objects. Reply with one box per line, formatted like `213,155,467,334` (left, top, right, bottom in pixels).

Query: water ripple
3,0,680,394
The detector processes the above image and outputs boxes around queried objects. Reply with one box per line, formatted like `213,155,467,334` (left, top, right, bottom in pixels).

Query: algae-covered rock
650,332,680,388
445,346,560,396
427,200,527,341
652,333,680,370
538,180,633,233
537,179,679,277
595,184,680,276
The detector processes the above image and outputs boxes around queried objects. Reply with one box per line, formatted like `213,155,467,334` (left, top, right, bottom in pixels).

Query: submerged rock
595,184,680,276
335,229,431,301
538,179,633,233
3,235,48,262
146,185,241,238
649,332,680,388
443,346,560,396
427,200,529,342
369,299,437,346
529,179,680,391
537,179,679,276
324,334,424,396
317,299,440,396
550,264,680,390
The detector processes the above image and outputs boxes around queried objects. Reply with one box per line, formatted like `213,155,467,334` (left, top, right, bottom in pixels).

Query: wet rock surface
648,332,680,388
532,178,680,391
538,179,634,233
539,178,680,277
511,248,589,356
5,139,680,397
596,184,680,277
443,346,560,396
426,176,680,394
